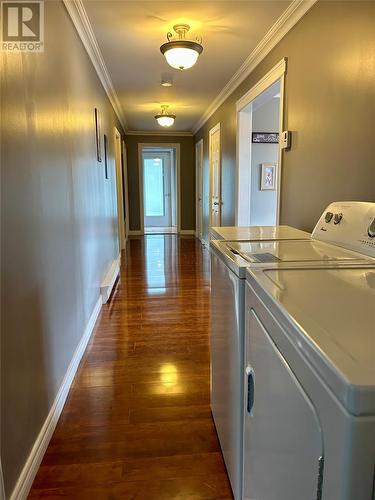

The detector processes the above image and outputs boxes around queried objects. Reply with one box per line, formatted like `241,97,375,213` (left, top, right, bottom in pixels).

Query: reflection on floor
29,235,233,499
144,226,177,234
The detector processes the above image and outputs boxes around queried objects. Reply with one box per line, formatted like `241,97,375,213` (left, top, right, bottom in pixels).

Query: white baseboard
128,230,142,236
10,296,102,500
179,230,196,235
100,254,120,304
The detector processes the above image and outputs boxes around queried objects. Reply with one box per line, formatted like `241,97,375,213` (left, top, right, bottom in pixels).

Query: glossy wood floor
29,235,233,499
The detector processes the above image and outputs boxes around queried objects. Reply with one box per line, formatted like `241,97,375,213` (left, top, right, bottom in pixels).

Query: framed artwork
94,108,102,162
252,132,279,144
103,134,108,179
260,162,277,190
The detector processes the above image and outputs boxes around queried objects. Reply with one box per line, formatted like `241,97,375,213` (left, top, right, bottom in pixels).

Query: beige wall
125,135,195,231
195,1,375,241
1,1,124,495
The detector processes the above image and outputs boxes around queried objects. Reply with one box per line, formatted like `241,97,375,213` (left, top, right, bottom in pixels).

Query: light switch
280,131,291,150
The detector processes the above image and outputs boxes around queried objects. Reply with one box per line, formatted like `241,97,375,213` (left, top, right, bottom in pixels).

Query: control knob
325,212,333,223
368,218,375,238
334,213,343,225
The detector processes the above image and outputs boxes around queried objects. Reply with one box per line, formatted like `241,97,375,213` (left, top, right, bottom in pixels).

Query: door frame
143,150,172,227
209,122,221,229
195,138,204,241
121,140,130,239
114,127,126,250
235,58,287,226
138,143,180,234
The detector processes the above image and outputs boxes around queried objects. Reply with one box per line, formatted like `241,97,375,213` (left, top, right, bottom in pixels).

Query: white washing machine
210,225,310,241
210,202,375,500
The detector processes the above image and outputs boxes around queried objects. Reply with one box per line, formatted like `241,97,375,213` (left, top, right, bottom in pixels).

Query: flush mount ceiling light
160,24,203,70
155,105,176,127
161,72,173,87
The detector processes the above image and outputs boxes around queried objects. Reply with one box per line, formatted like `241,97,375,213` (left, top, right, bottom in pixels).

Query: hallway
29,235,233,499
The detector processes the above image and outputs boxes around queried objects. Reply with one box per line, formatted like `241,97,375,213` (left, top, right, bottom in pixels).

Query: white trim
121,140,130,239
100,255,120,304
10,296,102,500
63,0,127,131
235,61,286,226
128,230,143,236
138,143,181,235
1,461,5,500
192,0,317,134
114,127,126,250
195,139,204,242
180,230,196,235
276,75,286,225
126,130,193,137
236,58,287,111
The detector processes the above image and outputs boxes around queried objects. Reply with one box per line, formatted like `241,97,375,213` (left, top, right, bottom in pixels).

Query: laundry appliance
244,264,375,499
210,201,375,500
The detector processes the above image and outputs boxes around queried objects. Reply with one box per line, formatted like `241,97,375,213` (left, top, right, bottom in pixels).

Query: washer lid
210,225,310,241
248,266,375,415
229,239,374,265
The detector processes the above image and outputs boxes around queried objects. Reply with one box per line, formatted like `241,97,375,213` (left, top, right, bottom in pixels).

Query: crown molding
192,0,318,135
126,130,193,137
63,0,128,132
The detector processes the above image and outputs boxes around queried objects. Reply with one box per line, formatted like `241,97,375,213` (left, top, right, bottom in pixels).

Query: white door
195,139,203,241
209,123,221,227
143,151,172,227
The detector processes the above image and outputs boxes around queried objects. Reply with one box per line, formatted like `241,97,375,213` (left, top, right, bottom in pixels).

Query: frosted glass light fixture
155,105,176,127
160,24,203,71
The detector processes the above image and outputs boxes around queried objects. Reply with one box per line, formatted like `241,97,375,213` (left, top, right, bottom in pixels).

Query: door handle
213,202,219,206
246,366,255,415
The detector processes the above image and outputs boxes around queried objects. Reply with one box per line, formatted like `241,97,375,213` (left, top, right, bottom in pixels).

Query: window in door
143,151,172,228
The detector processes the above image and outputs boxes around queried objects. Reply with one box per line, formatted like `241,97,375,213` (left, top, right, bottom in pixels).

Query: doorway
209,123,221,228
236,59,286,226
121,140,130,240
114,127,126,251
195,139,204,242
139,144,179,234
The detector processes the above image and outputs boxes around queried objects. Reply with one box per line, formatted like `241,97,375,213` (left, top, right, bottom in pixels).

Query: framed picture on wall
260,162,277,190
252,132,279,144
94,108,102,162
103,134,109,179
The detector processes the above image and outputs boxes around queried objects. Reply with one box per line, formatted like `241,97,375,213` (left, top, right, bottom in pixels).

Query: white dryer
210,201,375,500
242,201,375,500
244,265,375,500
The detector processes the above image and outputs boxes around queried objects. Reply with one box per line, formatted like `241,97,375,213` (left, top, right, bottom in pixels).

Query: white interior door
209,124,221,227
195,139,203,241
143,151,172,227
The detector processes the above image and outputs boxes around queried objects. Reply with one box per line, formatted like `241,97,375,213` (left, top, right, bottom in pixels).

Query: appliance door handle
246,366,255,415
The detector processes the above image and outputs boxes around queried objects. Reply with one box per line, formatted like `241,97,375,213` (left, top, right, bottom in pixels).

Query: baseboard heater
100,254,120,304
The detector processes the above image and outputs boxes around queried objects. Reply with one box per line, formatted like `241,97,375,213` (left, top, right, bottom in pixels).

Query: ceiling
83,1,292,132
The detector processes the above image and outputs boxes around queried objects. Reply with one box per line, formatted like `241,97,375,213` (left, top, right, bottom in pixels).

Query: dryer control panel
312,201,375,258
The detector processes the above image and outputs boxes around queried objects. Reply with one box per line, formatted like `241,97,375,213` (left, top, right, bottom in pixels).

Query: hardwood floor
29,235,233,499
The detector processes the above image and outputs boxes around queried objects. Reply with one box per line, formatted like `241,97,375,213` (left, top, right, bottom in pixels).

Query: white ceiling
83,0,292,132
